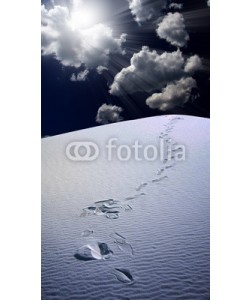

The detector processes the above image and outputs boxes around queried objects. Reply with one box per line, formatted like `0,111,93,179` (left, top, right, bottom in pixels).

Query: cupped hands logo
66,142,99,161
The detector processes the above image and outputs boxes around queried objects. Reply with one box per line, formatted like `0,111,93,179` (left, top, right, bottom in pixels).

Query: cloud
110,46,189,95
127,0,166,24
156,12,189,47
109,47,202,111
169,3,183,10
146,77,197,111
41,4,127,68
184,55,203,74
96,104,123,124
96,66,108,74
70,70,89,81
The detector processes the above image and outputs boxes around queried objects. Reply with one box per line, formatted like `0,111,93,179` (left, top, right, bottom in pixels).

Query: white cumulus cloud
96,66,108,74
127,0,166,24
169,3,183,10
96,104,123,124
184,55,203,74
146,77,197,111
41,4,127,68
156,12,189,47
109,47,202,111
70,70,89,82
110,46,200,96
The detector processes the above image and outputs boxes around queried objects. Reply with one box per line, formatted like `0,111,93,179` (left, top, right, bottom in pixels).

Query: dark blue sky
42,0,210,136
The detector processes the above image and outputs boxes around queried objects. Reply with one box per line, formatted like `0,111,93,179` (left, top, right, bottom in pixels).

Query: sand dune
42,115,209,299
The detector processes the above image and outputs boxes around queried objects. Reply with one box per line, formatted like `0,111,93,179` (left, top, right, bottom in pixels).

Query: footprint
115,241,134,256
94,199,118,206
152,178,160,183
111,232,134,256
165,165,174,170
123,204,133,212
112,269,135,285
165,139,172,144
111,232,126,245
80,206,97,217
112,232,126,241
81,202,121,219
74,242,113,261
81,229,94,237
135,182,148,191
151,176,168,183
171,117,183,121
98,204,121,213
125,191,146,201
125,196,135,201
105,211,120,219
156,168,165,176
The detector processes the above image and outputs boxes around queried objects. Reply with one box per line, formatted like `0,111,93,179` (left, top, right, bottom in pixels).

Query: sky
41,0,210,137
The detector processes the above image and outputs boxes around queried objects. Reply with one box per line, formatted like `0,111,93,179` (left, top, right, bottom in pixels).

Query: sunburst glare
70,0,101,30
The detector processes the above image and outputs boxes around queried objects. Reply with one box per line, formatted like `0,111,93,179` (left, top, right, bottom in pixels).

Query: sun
70,8,97,29
70,0,100,30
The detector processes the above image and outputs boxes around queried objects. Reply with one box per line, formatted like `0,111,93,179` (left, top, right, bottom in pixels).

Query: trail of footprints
74,117,183,285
